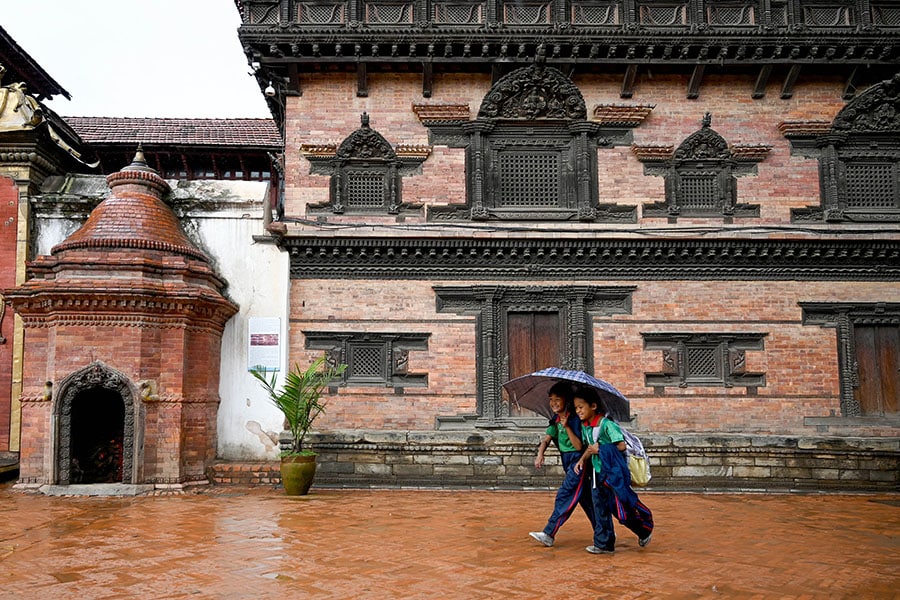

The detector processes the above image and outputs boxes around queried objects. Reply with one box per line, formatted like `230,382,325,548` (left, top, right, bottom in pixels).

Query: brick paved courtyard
1,482,897,599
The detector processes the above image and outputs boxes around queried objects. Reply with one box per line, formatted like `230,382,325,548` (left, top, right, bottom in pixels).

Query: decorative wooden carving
637,113,767,221
477,51,586,120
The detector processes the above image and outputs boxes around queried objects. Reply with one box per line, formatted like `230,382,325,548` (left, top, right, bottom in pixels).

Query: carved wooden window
503,1,553,23
638,1,689,24
872,2,900,26
570,0,621,23
304,332,429,388
305,113,425,216
296,1,346,23
801,303,900,417
706,1,757,25
638,113,764,222
802,0,855,25
364,0,415,23
432,0,485,23
643,333,767,389
793,75,900,223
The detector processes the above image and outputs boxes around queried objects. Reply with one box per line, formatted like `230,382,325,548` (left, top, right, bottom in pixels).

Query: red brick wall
283,72,848,217
279,70,898,437
287,275,898,434
0,177,18,452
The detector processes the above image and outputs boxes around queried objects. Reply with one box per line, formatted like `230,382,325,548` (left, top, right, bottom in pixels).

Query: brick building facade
1,4,899,492
233,0,900,489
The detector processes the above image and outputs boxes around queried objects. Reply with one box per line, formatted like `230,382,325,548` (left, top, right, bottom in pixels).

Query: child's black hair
573,385,604,414
548,380,575,401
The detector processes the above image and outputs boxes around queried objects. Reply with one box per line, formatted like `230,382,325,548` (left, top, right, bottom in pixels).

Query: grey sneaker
529,531,554,547
639,532,652,548
585,545,615,554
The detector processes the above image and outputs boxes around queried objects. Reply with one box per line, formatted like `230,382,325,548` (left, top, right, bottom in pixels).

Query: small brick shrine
5,150,237,488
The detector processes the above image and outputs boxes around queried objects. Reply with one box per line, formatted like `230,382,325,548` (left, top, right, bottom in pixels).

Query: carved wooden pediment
478,61,586,121
831,73,900,134
674,113,730,161
335,112,397,160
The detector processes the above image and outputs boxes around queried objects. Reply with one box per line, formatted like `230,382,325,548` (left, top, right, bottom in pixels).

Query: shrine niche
54,362,138,485
304,112,428,216
635,113,770,222
792,73,900,223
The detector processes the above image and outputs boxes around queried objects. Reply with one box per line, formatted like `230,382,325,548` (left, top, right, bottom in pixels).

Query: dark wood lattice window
638,1,689,25
639,113,764,222
643,333,767,389
844,162,900,209
570,0,621,24
305,113,425,216
793,75,900,223
497,150,563,208
296,1,346,23
706,2,757,25
304,332,429,388
432,0,484,23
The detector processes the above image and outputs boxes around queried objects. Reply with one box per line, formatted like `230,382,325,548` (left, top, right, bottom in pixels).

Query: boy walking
574,386,653,554
529,382,596,547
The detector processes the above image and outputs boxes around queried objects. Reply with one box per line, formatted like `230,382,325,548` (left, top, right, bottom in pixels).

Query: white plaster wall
181,182,290,461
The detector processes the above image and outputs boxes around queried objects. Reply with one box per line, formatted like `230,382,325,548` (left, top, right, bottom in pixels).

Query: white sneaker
529,531,554,547
585,545,615,554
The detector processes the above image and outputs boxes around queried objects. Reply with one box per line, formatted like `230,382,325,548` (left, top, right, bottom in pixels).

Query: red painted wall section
0,176,18,452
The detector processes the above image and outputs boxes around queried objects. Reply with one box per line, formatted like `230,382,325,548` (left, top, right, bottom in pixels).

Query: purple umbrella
501,367,630,421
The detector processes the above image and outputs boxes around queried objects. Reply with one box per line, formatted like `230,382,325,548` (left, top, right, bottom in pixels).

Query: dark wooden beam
842,66,862,100
287,63,302,96
621,64,638,99
491,63,504,85
357,62,368,97
781,64,802,99
687,65,705,99
751,65,772,99
423,62,433,98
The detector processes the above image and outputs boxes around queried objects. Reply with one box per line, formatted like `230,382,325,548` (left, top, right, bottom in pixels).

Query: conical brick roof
51,148,207,260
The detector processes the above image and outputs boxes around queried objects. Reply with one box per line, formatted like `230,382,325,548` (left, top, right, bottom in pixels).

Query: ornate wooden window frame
434,284,635,427
789,75,900,223
636,113,768,222
304,331,430,388
304,112,427,216
800,302,900,416
421,53,638,223
643,332,767,390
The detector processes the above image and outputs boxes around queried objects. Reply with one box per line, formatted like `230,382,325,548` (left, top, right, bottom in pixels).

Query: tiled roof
64,117,282,147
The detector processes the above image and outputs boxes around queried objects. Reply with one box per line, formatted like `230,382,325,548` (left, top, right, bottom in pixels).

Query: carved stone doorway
55,362,138,485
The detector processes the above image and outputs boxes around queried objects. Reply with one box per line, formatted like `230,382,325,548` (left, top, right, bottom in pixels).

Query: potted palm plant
250,354,346,495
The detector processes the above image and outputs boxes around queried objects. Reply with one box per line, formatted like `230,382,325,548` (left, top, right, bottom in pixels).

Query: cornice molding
280,236,900,280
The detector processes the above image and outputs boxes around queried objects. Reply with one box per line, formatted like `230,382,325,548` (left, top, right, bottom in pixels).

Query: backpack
595,418,652,487
622,428,651,487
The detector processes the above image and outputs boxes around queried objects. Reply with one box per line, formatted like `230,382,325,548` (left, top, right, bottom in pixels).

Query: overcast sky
3,0,272,118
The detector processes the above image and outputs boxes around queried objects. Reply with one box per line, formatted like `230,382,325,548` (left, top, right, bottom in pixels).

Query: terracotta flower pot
280,454,317,496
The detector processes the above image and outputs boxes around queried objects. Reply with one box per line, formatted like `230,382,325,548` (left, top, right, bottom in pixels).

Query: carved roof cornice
240,30,900,67
278,236,900,281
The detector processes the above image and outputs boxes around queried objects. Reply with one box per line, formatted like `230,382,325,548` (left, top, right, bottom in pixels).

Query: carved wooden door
507,311,561,416
854,325,900,415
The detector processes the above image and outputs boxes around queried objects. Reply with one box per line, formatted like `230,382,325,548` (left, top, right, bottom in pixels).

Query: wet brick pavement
0,481,898,599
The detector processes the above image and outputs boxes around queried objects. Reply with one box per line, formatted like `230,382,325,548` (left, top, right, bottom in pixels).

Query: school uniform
540,413,596,538
581,415,653,551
